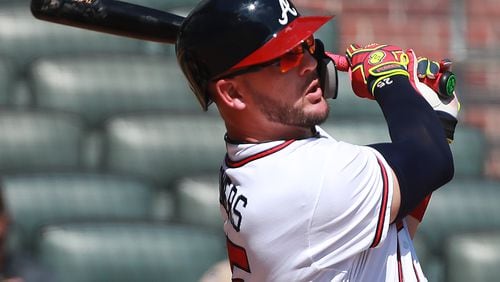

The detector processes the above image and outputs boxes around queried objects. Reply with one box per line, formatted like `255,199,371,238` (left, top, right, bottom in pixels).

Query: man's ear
213,79,246,110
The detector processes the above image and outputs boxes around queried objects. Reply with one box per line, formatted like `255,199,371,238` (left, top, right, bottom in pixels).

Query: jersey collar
224,126,325,168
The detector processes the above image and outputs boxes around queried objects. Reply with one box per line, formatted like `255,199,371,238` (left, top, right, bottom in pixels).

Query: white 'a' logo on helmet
278,0,297,25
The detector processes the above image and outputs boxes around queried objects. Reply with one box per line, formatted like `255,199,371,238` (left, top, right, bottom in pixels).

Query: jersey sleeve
307,142,394,266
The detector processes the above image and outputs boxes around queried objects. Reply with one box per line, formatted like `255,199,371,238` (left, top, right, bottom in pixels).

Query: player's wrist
369,70,410,95
372,74,413,97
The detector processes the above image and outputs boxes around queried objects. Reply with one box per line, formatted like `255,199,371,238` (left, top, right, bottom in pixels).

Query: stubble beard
256,92,330,128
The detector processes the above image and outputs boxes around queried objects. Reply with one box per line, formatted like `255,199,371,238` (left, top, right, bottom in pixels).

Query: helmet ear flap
177,50,212,111
314,39,338,100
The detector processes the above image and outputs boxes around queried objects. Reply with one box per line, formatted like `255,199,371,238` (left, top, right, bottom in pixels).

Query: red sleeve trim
408,194,432,222
370,157,390,248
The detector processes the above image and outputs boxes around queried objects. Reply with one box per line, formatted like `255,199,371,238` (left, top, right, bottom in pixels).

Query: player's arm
404,57,460,237
346,44,455,223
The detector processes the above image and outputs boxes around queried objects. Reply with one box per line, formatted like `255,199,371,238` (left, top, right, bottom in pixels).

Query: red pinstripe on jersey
370,157,390,248
397,241,404,282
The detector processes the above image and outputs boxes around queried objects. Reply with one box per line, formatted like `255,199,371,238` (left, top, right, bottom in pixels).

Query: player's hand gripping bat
329,53,456,99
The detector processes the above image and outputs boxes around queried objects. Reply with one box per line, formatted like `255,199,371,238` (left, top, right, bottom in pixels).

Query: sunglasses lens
279,53,304,73
278,35,315,73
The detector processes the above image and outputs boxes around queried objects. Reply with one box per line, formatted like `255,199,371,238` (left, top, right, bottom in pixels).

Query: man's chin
298,102,330,127
308,99,330,119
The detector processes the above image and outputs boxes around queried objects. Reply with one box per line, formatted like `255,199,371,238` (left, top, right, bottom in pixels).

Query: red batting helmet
175,0,332,111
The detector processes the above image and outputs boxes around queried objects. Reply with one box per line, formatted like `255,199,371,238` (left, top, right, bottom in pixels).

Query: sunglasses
213,35,316,80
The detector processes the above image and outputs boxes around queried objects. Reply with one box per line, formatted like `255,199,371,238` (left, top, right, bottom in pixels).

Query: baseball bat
30,0,184,44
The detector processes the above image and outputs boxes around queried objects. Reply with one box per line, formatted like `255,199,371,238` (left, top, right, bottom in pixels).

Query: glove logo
278,0,298,25
368,51,386,65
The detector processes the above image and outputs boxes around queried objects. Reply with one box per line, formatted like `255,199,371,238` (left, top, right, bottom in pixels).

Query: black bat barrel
31,0,185,44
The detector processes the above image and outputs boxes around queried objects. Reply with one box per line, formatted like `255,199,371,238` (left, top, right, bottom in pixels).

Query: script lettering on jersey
278,0,297,25
220,170,247,232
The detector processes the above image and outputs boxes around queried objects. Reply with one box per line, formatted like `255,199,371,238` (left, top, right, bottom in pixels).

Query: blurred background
0,0,498,281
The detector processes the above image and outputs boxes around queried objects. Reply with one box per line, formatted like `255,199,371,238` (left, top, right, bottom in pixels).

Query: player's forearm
369,75,454,221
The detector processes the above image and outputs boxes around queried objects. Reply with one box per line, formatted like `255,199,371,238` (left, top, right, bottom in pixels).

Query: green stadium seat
36,222,226,282
30,55,199,127
0,56,37,107
3,172,170,253
450,124,487,178
103,112,226,188
0,3,166,75
0,57,14,105
173,174,221,229
445,231,500,282
0,109,84,173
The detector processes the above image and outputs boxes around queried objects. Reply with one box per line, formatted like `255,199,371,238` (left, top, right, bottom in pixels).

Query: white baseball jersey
219,126,427,281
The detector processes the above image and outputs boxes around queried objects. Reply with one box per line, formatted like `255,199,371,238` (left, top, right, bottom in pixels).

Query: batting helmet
175,0,333,111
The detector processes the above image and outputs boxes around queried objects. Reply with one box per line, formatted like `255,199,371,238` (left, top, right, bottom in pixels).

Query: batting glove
345,43,410,99
409,55,461,142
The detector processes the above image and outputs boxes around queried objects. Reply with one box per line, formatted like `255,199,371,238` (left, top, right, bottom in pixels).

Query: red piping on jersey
397,240,404,282
226,237,251,273
225,139,296,168
413,261,421,282
370,157,389,248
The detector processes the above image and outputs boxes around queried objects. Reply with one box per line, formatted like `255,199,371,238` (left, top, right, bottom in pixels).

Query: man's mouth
305,79,323,101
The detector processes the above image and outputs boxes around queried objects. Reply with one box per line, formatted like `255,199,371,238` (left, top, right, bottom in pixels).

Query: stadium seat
3,172,170,252
0,2,166,75
0,109,84,173
103,112,226,188
173,174,221,229
30,55,200,128
445,231,500,282
0,57,14,105
1,56,34,107
36,221,226,282
450,124,487,177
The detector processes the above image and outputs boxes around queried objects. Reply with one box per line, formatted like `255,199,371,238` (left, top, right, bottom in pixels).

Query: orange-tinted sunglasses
213,35,316,79
278,35,316,73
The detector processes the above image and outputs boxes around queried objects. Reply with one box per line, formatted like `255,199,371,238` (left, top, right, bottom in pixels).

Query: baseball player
176,0,459,281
